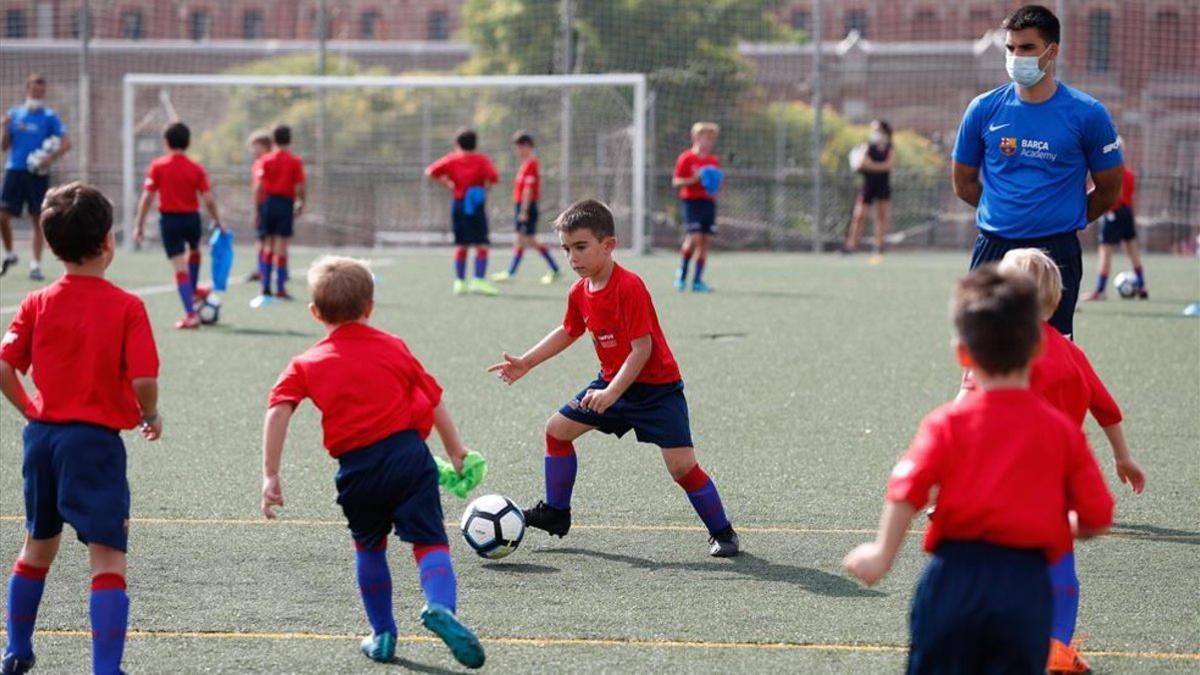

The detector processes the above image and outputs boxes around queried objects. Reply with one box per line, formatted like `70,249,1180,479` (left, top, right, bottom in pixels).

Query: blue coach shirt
953,81,1123,239
5,105,66,171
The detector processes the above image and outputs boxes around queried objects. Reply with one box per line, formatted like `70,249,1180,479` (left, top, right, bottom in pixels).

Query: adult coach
1,74,72,280
952,5,1123,336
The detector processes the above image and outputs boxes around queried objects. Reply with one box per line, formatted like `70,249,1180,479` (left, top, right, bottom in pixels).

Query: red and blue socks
354,540,397,636
275,254,289,295
538,245,559,272
678,245,693,280
187,250,201,290
544,434,577,510
1134,265,1145,288
174,270,195,315
453,247,468,281
508,246,525,275
675,464,730,536
5,561,47,660
694,255,707,284
1095,273,1108,293
261,251,274,295
473,247,489,279
90,573,128,675
414,544,456,612
1048,552,1079,645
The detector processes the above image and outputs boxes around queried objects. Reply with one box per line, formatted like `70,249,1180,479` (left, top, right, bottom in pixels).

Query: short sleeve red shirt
426,151,499,200
256,149,306,200
143,153,210,213
513,157,540,204
562,264,681,384
0,275,160,430
886,389,1114,562
674,149,720,201
251,156,267,204
1115,167,1136,210
267,322,444,457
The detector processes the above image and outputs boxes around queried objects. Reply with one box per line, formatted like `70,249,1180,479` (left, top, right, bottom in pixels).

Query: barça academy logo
1000,137,1018,156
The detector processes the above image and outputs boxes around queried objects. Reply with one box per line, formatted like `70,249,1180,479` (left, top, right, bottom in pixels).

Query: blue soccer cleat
674,270,687,291
359,631,396,663
691,280,715,294
421,603,485,669
1,651,35,675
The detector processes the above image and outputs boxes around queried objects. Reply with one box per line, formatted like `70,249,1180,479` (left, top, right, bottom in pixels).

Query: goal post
122,72,647,253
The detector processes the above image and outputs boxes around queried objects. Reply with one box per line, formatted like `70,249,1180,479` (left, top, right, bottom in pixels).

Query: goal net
122,73,647,251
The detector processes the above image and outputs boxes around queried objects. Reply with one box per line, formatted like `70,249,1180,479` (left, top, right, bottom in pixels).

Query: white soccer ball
197,293,222,325
1113,271,1139,299
25,136,60,176
460,494,525,560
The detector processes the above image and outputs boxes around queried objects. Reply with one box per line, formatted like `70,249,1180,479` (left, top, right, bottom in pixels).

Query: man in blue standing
1,74,72,280
952,4,1123,337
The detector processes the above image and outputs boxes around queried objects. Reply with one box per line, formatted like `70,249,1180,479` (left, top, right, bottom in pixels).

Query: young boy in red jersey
488,199,739,557
244,129,272,283
1,183,162,675
133,122,222,329
253,124,306,303
425,128,500,296
491,131,561,284
1087,162,1148,300
260,256,484,669
967,248,1145,673
673,122,721,293
843,266,1114,673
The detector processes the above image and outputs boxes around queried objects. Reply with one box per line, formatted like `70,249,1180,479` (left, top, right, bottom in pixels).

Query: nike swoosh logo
988,123,1011,132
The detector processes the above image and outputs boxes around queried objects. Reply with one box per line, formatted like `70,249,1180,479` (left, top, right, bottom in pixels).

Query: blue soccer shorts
558,376,693,448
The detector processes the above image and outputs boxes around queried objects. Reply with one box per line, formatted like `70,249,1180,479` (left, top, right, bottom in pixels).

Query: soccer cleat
250,294,274,309
1,652,35,675
540,270,562,285
691,281,715,294
193,286,211,303
452,279,468,296
709,526,740,557
274,290,294,301
28,267,44,282
490,271,513,282
243,270,262,283
359,631,396,663
1137,287,1149,300
1048,638,1091,674
522,500,571,538
674,270,686,291
421,603,485,669
468,278,500,296
0,252,17,277
174,313,201,330
1083,291,1106,302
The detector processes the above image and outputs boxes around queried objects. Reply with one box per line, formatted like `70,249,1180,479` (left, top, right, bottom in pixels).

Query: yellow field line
1,515,1195,540
4,629,1197,660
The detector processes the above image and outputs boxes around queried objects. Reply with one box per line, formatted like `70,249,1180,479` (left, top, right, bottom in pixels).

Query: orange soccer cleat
1048,638,1092,674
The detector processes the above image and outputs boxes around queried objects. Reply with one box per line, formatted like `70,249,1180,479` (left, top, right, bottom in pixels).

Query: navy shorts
908,540,1051,674
159,212,202,258
260,195,295,238
1100,205,1136,245
559,376,693,448
334,430,448,550
970,229,1081,337
681,199,717,235
452,198,490,245
1,170,50,217
514,202,539,236
23,421,130,552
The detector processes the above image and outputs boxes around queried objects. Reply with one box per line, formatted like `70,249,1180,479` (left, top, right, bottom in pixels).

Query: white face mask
24,98,44,111
1006,47,1051,87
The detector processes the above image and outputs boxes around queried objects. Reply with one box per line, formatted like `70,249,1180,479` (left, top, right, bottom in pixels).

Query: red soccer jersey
0,275,160,430
562,263,681,385
144,153,210,213
267,322,443,457
256,149,306,200
251,156,267,204
513,157,540,204
674,149,720,201
1116,166,1136,210
426,151,499,200
887,389,1114,562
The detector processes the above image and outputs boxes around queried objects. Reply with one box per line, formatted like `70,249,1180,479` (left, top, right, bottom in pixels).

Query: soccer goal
122,73,648,252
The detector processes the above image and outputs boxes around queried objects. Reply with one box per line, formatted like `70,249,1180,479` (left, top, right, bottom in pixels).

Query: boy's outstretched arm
1100,422,1145,494
131,377,161,441
843,500,917,586
488,326,577,385
579,334,650,415
0,361,32,417
133,191,154,243
261,403,295,519
432,402,468,473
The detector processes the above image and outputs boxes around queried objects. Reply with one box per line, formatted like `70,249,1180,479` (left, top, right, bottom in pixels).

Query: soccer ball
25,136,60,176
1113,271,1139,299
460,494,525,560
197,293,222,325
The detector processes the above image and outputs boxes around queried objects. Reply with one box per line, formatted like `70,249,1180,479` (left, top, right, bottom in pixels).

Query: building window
1086,10,1111,73
428,10,449,40
6,9,27,38
844,9,867,38
243,10,264,39
361,11,380,39
120,10,144,40
1153,10,1183,71
71,10,92,38
912,9,939,40
189,10,211,41
790,10,809,34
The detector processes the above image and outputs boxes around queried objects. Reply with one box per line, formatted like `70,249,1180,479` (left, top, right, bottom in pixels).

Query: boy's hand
1115,457,1146,494
133,225,145,244
842,542,891,586
445,444,467,474
487,352,530,385
139,412,162,441
579,387,618,415
261,475,284,519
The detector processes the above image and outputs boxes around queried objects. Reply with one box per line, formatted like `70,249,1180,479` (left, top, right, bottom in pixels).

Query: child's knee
87,544,127,577
661,447,698,479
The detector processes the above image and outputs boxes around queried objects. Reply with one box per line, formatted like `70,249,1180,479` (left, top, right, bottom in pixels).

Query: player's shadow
217,326,318,338
390,656,462,674
1111,522,1200,546
480,562,561,574
540,548,882,598
712,289,829,301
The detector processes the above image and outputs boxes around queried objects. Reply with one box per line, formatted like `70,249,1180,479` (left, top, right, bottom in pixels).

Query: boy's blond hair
691,121,720,137
247,129,272,148
998,248,1062,319
307,256,374,324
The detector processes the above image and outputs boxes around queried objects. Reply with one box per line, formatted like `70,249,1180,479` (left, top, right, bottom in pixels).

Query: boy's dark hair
273,124,292,146
512,130,535,147
455,127,477,151
1002,4,1060,45
164,122,190,150
554,199,615,240
953,265,1041,376
40,182,113,264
